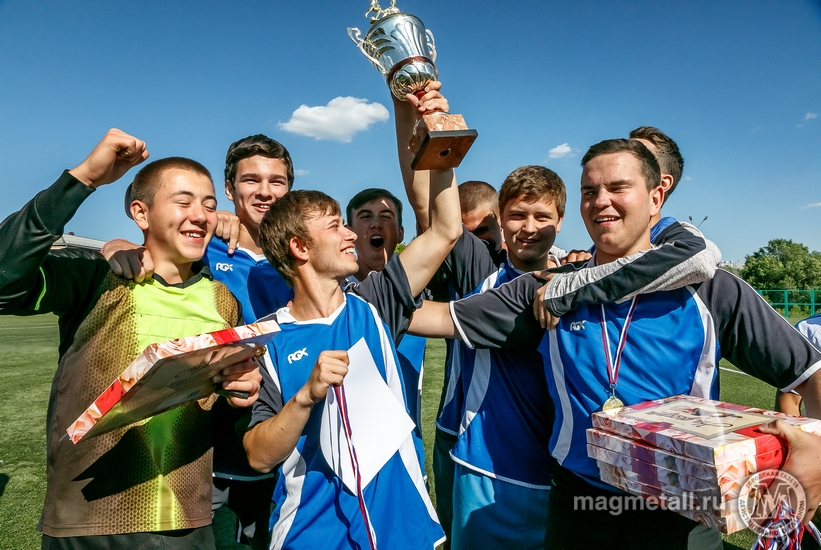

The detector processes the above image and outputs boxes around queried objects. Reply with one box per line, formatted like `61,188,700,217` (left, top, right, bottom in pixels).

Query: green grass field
0,314,802,549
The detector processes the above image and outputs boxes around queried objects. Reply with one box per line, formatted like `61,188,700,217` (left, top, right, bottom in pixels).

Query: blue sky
0,0,819,262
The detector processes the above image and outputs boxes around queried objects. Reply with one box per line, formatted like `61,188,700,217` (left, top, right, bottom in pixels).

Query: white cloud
806,112,818,121
684,176,692,181
278,97,389,143
801,202,821,209
548,143,572,159
294,169,310,176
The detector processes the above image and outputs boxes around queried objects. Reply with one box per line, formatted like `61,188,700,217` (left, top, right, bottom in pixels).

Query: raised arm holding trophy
348,0,478,170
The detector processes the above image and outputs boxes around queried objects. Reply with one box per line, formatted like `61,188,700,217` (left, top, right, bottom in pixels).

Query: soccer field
0,314,797,549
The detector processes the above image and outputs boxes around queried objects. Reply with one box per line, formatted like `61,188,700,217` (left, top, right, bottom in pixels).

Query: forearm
544,223,720,316
407,300,458,339
243,393,314,472
797,373,821,419
393,95,430,233
0,172,94,307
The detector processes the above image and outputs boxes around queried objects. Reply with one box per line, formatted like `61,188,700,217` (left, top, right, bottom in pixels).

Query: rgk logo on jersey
570,320,587,331
287,348,309,364
215,262,234,272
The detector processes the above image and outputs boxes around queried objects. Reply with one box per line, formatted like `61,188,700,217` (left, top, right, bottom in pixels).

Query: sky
0,0,819,262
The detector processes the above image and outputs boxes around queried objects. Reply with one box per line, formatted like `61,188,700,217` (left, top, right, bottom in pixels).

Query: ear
660,174,675,195
289,236,310,262
224,181,235,201
131,201,150,231
649,185,664,217
398,225,405,242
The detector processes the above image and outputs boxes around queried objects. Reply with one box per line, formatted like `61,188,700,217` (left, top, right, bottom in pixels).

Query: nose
592,188,611,209
257,181,274,199
522,215,537,233
344,226,357,242
190,202,207,224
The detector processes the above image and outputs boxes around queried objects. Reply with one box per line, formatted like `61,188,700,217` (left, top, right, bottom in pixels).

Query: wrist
67,167,97,189
293,387,316,409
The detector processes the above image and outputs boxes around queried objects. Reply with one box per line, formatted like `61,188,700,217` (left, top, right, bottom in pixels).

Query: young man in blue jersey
344,187,430,471
103,134,296,549
207,135,295,550
410,138,821,549
241,89,461,550
433,166,568,550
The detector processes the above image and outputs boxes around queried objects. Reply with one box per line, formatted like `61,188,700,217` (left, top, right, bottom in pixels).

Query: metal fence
757,290,820,318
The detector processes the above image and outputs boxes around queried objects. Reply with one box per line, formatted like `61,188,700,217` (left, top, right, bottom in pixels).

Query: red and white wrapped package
590,395,821,466
66,320,280,443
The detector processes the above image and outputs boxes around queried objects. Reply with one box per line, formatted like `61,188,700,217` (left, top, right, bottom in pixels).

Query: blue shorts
451,463,550,550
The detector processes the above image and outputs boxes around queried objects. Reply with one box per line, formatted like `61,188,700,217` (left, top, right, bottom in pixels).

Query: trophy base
409,113,478,170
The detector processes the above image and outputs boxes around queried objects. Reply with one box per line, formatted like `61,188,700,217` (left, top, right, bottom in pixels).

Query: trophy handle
347,27,386,74
425,29,437,63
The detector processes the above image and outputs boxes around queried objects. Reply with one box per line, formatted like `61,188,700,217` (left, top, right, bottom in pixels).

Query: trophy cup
348,1,477,170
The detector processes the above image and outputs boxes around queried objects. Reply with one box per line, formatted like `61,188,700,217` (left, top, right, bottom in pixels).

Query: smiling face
304,213,359,279
501,197,563,271
348,197,404,276
580,152,663,264
225,155,289,230
136,168,217,268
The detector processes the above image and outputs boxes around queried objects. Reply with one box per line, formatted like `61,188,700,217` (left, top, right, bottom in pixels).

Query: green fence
757,290,820,318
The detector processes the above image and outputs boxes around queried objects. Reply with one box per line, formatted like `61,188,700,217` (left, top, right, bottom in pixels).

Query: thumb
758,419,794,442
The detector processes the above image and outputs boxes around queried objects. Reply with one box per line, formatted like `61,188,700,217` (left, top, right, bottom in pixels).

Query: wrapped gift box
587,395,821,534
587,428,784,486
590,445,739,501
66,320,280,443
597,464,750,534
590,395,821,466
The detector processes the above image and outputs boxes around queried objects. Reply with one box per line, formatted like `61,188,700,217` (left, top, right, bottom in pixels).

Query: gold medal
602,395,625,411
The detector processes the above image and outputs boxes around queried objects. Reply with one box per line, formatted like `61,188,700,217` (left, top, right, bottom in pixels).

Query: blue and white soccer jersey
451,268,821,490
204,237,293,325
343,274,429,471
448,255,554,489
249,258,444,550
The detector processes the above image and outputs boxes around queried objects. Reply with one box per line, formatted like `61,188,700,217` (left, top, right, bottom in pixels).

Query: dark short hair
498,166,566,217
458,180,498,216
345,188,403,228
125,157,212,218
224,134,294,189
259,190,341,286
581,139,661,191
629,126,684,200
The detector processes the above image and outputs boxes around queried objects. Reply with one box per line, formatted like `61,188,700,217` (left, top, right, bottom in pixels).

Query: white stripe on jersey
450,301,474,349
271,448,308,550
689,287,717,397
448,454,552,491
363,296,440,523
547,331,574,465
460,349,491,435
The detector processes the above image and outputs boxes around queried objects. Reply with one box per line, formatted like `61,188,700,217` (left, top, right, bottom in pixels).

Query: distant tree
740,239,821,289
394,243,407,254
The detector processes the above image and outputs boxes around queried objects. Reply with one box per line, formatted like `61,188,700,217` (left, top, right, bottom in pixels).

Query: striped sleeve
543,222,721,317
449,274,544,350
698,270,821,391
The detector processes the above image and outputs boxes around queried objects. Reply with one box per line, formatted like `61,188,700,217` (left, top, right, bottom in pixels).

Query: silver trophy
348,1,477,170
